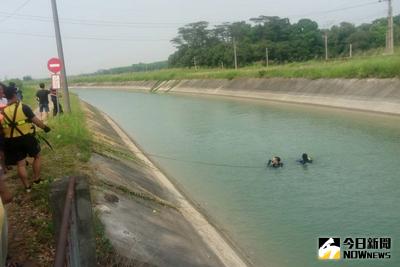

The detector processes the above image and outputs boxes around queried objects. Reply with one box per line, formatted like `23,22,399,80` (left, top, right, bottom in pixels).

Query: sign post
48,58,62,73
48,58,63,115
51,74,61,89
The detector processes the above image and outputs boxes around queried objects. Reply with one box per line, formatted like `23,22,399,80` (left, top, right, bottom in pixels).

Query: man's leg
32,153,41,182
51,98,57,116
56,100,63,115
44,105,49,120
17,159,30,189
39,105,43,120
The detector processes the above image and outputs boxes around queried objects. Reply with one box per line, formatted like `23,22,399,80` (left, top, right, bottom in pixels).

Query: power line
0,12,185,29
0,0,32,24
287,1,382,19
0,1,393,29
0,11,199,28
0,30,171,42
319,10,387,29
0,1,394,46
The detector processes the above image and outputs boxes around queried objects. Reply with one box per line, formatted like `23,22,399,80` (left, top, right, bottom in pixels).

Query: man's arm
22,104,51,132
31,116,49,130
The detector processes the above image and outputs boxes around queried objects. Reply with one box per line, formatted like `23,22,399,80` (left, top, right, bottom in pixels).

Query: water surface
77,89,400,267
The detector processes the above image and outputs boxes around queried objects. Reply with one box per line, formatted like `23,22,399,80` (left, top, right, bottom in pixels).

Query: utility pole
324,32,328,61
265,47,269,68
349,43,353,58
386,0,394,54
51,0,71,113
193,57,198,70
233,39,238,70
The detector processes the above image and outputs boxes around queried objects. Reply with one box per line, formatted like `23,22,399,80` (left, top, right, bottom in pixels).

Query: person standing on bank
1,86,51,192
50,86,63,116
36,83,50,120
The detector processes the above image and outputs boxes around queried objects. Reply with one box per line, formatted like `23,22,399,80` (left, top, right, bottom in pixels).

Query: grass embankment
70,51,400,84
6,86,114,265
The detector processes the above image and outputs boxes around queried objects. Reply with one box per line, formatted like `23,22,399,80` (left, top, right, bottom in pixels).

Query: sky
0,0,398,79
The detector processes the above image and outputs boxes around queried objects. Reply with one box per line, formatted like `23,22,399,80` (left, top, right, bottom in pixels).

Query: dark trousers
51,95,63,116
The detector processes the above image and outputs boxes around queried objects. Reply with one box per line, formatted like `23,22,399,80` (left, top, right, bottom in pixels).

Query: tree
22,75,33,81
328,22,356,56
167,14,399,68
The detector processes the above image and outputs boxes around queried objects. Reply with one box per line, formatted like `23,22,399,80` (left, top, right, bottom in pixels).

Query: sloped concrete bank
74,78,400,115
84,103,249,267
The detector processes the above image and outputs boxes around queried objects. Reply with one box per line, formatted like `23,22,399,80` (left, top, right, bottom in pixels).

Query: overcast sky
0,0,398,79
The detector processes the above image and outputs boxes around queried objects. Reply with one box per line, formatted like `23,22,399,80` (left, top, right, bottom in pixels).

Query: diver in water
298,153,313,165
267,156,283,168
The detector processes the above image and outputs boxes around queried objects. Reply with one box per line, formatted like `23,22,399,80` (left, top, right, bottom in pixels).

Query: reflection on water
77,89,400,267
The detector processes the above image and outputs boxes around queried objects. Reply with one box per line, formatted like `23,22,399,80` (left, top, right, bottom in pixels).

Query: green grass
69,50,400,84
45,95,92,161
93,212,118,266
11,86,117,265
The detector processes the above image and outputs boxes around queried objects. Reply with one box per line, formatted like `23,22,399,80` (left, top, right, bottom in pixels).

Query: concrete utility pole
265,47,269,68
51,0,71,113
193,57,198,70
233,39,238,70
349,43,353,58
324,32,328,61
386,0,394,54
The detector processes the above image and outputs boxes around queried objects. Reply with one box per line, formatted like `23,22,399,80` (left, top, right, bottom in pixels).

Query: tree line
93,61,168,75
168,15,400,68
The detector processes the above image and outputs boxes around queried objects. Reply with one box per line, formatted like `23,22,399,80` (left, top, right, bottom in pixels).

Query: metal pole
51,0,71,113
233,39,238,70
266,47,269,68
324,32,328,61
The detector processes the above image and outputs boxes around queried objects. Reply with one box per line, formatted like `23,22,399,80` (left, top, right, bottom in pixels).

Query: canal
77,89,400,267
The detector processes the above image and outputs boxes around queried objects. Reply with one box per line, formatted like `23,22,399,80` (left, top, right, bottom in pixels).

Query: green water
77,89,400,267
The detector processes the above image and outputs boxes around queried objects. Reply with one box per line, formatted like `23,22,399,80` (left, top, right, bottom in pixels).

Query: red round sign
47,57,62,73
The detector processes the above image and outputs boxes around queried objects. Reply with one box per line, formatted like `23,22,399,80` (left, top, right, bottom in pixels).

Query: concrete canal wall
74,78,400,115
